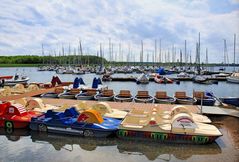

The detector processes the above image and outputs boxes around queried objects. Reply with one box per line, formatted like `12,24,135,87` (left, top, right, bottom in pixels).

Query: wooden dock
107,77,227,82
1,88,238,118
40,98,239,118
40,98,200,113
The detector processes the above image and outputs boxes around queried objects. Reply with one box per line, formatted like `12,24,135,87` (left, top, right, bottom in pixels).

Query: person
0,79,4,88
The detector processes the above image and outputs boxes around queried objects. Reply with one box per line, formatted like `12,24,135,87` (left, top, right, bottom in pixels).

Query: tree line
0,55,107,65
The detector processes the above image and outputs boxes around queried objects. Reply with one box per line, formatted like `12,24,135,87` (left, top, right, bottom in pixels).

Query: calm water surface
0,67,239,162
0,116,238,162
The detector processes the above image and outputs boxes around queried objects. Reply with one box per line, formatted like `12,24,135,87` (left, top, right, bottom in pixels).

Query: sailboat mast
154,39,157,66
233,34,236,71
41,43,44,65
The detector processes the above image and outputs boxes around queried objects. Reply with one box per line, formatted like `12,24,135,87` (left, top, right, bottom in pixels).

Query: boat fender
5,121,13,129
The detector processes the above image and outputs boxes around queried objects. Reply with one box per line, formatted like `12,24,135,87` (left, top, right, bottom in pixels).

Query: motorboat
154,75,173,84
227,72,239,84
136,74,149,84
154,91,175,104
1,74,29,86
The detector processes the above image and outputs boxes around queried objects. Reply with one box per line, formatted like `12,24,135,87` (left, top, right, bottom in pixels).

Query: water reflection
0,128,222,161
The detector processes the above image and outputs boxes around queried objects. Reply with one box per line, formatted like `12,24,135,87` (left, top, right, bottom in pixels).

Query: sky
0,0,239,63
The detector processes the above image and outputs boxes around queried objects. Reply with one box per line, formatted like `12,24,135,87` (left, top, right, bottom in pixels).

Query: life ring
83,130,93,137
38,124,47,132
5,121,13,129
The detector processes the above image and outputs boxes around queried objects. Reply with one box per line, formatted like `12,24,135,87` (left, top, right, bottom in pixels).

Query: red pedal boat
0,101,40,129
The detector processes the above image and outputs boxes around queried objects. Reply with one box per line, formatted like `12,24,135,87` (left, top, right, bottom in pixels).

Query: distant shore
0,64,40,67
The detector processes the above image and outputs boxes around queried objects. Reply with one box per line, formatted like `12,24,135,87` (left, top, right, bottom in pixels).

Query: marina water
0,67,238,162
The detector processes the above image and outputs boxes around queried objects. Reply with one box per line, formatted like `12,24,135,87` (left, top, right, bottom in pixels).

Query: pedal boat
134,91,154,103
175,91,197,105
75,89,97,100
94,89,114,101
193,91,216,106
58,88,80,99
154,91,176,104
30,108,120,137
0,101,40,129
114,90,133,102
118,107,222,144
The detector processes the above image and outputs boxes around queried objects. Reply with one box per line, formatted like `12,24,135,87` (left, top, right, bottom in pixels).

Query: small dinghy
193,91,216,106
175,91,197,105
154,91,175,104
134,91,154,103
75,89,97,100
114,90,133,102
154,75,173,84
192,75,211,84
136,74,149,84
94,89,114,101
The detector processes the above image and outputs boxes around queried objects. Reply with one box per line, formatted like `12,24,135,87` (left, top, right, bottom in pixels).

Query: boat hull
94,94,114,101
75,93,95,100
134,96,154,103
227,77,239,84
176,97,197,105
58,92,76,99
195,98,216,106
117,129,220,144
0,120,30,129
30,123,117,138
41,92,59,98
114,95,133,102
219,97,239,107
4,78,29,86
154,97,176,104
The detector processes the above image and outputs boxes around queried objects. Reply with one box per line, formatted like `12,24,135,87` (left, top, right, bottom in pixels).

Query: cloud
0,0,238,63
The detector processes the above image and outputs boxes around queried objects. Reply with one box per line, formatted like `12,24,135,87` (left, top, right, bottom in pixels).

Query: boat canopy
92,77,98,88
156,67,166,75
92,102,113,114
77,109,103,124
171,113,196,129
170,105,191,117
73,77,80,88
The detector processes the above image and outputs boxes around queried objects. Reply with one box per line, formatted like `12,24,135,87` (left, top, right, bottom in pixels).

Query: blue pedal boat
30,107,120,137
